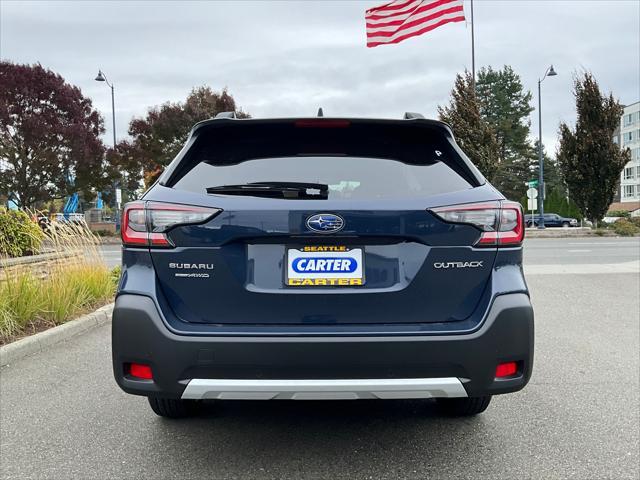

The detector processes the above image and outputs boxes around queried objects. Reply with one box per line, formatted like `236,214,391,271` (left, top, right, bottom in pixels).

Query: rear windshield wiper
206,182,328,199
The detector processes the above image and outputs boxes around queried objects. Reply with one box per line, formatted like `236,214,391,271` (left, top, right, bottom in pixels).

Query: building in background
613,101,640,202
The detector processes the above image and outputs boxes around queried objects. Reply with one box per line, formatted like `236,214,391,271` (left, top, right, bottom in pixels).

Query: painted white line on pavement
567,249,591,253
525,261,640,276
566,242,640,246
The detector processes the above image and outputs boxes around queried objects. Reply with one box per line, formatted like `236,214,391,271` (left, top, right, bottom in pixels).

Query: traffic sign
527,198,538,211
527,187,538,199
527,180,539,188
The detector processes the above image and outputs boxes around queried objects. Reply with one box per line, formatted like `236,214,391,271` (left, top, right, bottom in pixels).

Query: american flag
366,0,466,48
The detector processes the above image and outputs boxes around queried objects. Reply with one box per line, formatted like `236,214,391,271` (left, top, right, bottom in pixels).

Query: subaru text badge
306,214,345,234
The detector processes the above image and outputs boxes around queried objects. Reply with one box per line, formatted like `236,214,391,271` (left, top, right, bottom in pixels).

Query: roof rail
403,112,425,120
214,111,237,119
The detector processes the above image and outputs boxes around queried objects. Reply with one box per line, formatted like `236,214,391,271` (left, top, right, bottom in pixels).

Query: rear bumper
112,293,534,399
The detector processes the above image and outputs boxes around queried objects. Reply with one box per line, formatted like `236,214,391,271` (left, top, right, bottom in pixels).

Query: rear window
167,122,477,199
172,156,472,199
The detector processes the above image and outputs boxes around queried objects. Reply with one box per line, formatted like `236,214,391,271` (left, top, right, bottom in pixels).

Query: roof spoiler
216,111,426,120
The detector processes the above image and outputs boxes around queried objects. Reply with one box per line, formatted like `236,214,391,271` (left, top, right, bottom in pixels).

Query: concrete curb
524,230,624,239
97,237,121,245
0,303,113,367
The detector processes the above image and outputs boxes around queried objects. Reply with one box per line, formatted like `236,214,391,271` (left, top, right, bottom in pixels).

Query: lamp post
536,64,557,229
94,70,119,225
94,70,116,147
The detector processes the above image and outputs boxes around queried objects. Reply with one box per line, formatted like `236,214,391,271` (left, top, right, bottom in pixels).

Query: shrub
597,220,613,229
0,299,18,340
612,219,640,236
593,229,608,236
0,220,118,343
606,210,631,218
0,208,45,257
42,264,115,324
0,272,45,327
111,265,122,286
629,217,640,228
93,229,117,237
0,265,116,342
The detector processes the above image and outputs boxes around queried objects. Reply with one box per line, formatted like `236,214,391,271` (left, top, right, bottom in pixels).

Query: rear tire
437,395,492,416
147,396,197,418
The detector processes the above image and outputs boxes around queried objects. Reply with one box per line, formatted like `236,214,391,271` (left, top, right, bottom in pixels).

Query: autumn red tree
112,86,248,189
0,62,106,208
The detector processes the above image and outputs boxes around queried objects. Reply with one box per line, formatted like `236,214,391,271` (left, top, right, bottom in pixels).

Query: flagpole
470,0,476,90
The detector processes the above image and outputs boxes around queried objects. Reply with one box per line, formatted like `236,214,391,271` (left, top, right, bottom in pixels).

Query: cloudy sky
1,0,639,153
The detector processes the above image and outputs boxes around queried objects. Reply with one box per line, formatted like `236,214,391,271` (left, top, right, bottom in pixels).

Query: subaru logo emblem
306,214,345,234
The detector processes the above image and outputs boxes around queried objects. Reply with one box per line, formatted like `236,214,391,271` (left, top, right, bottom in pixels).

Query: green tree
556,72,630,224
0,62,106,208
520,187,581,220
476,66,534,200
541,188,581,219
438,71,500,182
530,140,566,195
113,86,248,189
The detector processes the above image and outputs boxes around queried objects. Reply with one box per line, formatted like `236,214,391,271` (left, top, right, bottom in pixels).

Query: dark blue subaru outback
112,113,534,418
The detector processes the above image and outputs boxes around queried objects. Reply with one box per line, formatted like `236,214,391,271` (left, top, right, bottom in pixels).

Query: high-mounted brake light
294,119,351,128
121,201,221,248
430,200,524,247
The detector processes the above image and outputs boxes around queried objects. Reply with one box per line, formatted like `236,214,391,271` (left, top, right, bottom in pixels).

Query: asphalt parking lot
1,237,639,479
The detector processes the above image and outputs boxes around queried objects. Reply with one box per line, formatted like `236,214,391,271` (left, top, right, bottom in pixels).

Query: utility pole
470,0,476,91
95,69,120,227
536,64,557,229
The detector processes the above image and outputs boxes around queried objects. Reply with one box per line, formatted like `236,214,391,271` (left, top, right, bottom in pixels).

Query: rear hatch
130,118,514,326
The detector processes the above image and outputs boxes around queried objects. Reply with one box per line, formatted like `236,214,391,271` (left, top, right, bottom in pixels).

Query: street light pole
95,70,116,147
109,83,116,148
95,70,119,225
470,0,475,91
536,64,557,229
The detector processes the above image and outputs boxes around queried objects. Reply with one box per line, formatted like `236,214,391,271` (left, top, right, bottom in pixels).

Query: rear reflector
430,200,525,247
121,201,221,248
495,362,518,378
129,363,153,380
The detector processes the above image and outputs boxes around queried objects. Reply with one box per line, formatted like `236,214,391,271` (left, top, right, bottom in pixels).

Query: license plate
286,246,365,287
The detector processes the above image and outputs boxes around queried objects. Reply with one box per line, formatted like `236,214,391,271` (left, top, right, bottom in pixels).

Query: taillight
430,201,524,247
121,202,148,246
121,201,221,248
